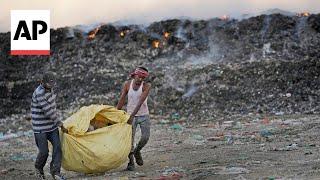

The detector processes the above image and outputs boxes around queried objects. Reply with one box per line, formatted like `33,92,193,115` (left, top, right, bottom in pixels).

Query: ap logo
11,10,50,55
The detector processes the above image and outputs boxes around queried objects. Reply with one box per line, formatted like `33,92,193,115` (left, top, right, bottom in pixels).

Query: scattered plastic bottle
171,113,180,120
226,134,234,144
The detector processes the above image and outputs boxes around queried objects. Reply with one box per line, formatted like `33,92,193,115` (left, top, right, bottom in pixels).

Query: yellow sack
60,104,131,173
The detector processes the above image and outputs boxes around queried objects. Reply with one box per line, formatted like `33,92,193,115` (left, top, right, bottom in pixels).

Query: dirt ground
1,114,320,180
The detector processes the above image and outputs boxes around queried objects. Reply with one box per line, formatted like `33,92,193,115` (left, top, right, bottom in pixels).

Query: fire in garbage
120,31,125,37
164,32,170,39
297,12,311,17
220,15,230,21
119,30,130,38
152,40,160,48
88,26,100,40
1,13,320,122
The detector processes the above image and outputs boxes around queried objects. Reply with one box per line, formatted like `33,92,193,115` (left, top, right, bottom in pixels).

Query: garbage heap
0,13,319,133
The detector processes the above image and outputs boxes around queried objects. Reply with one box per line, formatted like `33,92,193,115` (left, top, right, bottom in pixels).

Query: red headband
130,68,149,78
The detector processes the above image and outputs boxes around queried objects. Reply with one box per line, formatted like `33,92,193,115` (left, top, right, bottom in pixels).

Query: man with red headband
116,66,151,171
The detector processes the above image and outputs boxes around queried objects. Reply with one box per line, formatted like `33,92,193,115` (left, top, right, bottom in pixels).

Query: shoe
35,168,45,179
126,153,135,171
134,150,143,166
126,163,135,171
51,173,66,180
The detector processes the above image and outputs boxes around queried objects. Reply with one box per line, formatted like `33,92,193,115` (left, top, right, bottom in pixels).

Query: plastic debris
275,112,284,116
10,154,25,161
0,130,34,141
157,172,184,180
235,121,243,129
222,121,234,128
159,119,170,124
207,136,224,141
286,143,298,151
171,113,180,120
193,135,204,141
304,151,313,155
225,134,234,144
272,143,299,151
0,168,15,175
216,167,250,175
160,166,186,176
0,133,18,141
134,172,146,177
171,124,183,131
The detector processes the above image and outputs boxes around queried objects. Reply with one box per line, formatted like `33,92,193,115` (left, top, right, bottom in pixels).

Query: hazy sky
1,0,319,32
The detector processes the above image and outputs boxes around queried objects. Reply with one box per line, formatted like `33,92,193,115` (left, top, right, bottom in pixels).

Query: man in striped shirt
31,72,66,180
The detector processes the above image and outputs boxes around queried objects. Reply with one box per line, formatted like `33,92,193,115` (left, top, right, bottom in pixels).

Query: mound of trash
0,13,319,133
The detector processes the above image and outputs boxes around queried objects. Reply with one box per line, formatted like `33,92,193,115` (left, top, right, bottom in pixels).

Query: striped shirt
31,85,60,133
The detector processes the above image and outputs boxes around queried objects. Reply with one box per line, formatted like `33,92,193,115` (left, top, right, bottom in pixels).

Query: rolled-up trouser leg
135,116,150,152
130,117,139,152
129,118,138,164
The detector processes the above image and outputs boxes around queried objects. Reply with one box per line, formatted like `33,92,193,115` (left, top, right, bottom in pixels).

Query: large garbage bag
59,104,131,173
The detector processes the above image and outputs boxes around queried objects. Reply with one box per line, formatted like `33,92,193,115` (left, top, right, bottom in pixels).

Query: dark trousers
34,128,62,175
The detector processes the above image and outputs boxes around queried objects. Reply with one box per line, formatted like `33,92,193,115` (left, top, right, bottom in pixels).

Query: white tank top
127,80,149,116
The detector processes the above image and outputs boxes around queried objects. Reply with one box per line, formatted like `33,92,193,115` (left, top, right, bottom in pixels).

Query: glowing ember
88,26,100,40
152,40,160,48
164,32,170,39
120,31,125,37
120,30,130,38
220,15,230,21
297,12,311,17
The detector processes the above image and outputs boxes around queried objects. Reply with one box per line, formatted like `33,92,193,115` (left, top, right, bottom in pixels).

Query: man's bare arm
116,82,129,110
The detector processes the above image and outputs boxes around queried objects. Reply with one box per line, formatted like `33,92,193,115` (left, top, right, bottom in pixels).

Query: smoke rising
1,0,320,32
